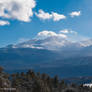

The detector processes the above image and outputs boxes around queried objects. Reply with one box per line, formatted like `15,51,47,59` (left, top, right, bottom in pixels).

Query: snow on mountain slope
6,37,92,51
79,39,92,47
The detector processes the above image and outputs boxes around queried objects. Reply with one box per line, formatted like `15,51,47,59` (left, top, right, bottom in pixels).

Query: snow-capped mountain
6,36,89,51
1,37,92,77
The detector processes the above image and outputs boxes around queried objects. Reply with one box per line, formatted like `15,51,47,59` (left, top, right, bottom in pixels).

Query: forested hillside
0,67,92,92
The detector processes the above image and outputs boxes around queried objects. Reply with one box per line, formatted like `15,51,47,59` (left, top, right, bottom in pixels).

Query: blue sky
0,0,92,47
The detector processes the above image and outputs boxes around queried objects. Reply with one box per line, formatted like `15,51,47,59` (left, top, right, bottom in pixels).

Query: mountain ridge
1,37,92,77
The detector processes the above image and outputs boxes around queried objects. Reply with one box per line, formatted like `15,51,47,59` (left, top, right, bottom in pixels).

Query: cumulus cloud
37,30,67,39
60,29,77,35
0,20,10,26
35,9,52,20
52,12,66,21
70,11,81,17
0,0,36,22
35,9,66,21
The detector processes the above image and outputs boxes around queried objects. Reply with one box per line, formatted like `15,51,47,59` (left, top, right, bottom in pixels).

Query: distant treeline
0,66,92,92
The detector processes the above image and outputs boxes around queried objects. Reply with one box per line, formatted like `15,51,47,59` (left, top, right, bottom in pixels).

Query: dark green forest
0,67,92,92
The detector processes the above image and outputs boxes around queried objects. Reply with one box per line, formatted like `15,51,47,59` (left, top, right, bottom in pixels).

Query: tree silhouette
0,66,4,73
0,67,91,92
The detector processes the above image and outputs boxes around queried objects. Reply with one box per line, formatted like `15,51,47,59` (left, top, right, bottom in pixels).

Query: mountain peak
5,38,92,51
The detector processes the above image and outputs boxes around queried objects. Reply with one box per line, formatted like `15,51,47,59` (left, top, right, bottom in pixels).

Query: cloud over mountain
7,28,91,51
37,30,67,39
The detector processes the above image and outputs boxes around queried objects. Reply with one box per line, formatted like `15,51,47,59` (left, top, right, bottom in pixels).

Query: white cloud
52,12,66,21
0,20,10,26
37,30,67,39
60,29,69,34
0,0,36,22
70,11,81,17
35,9,52,20
35,9,66,21
60,29,77,35
18,38,30,43
70,30,78,35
